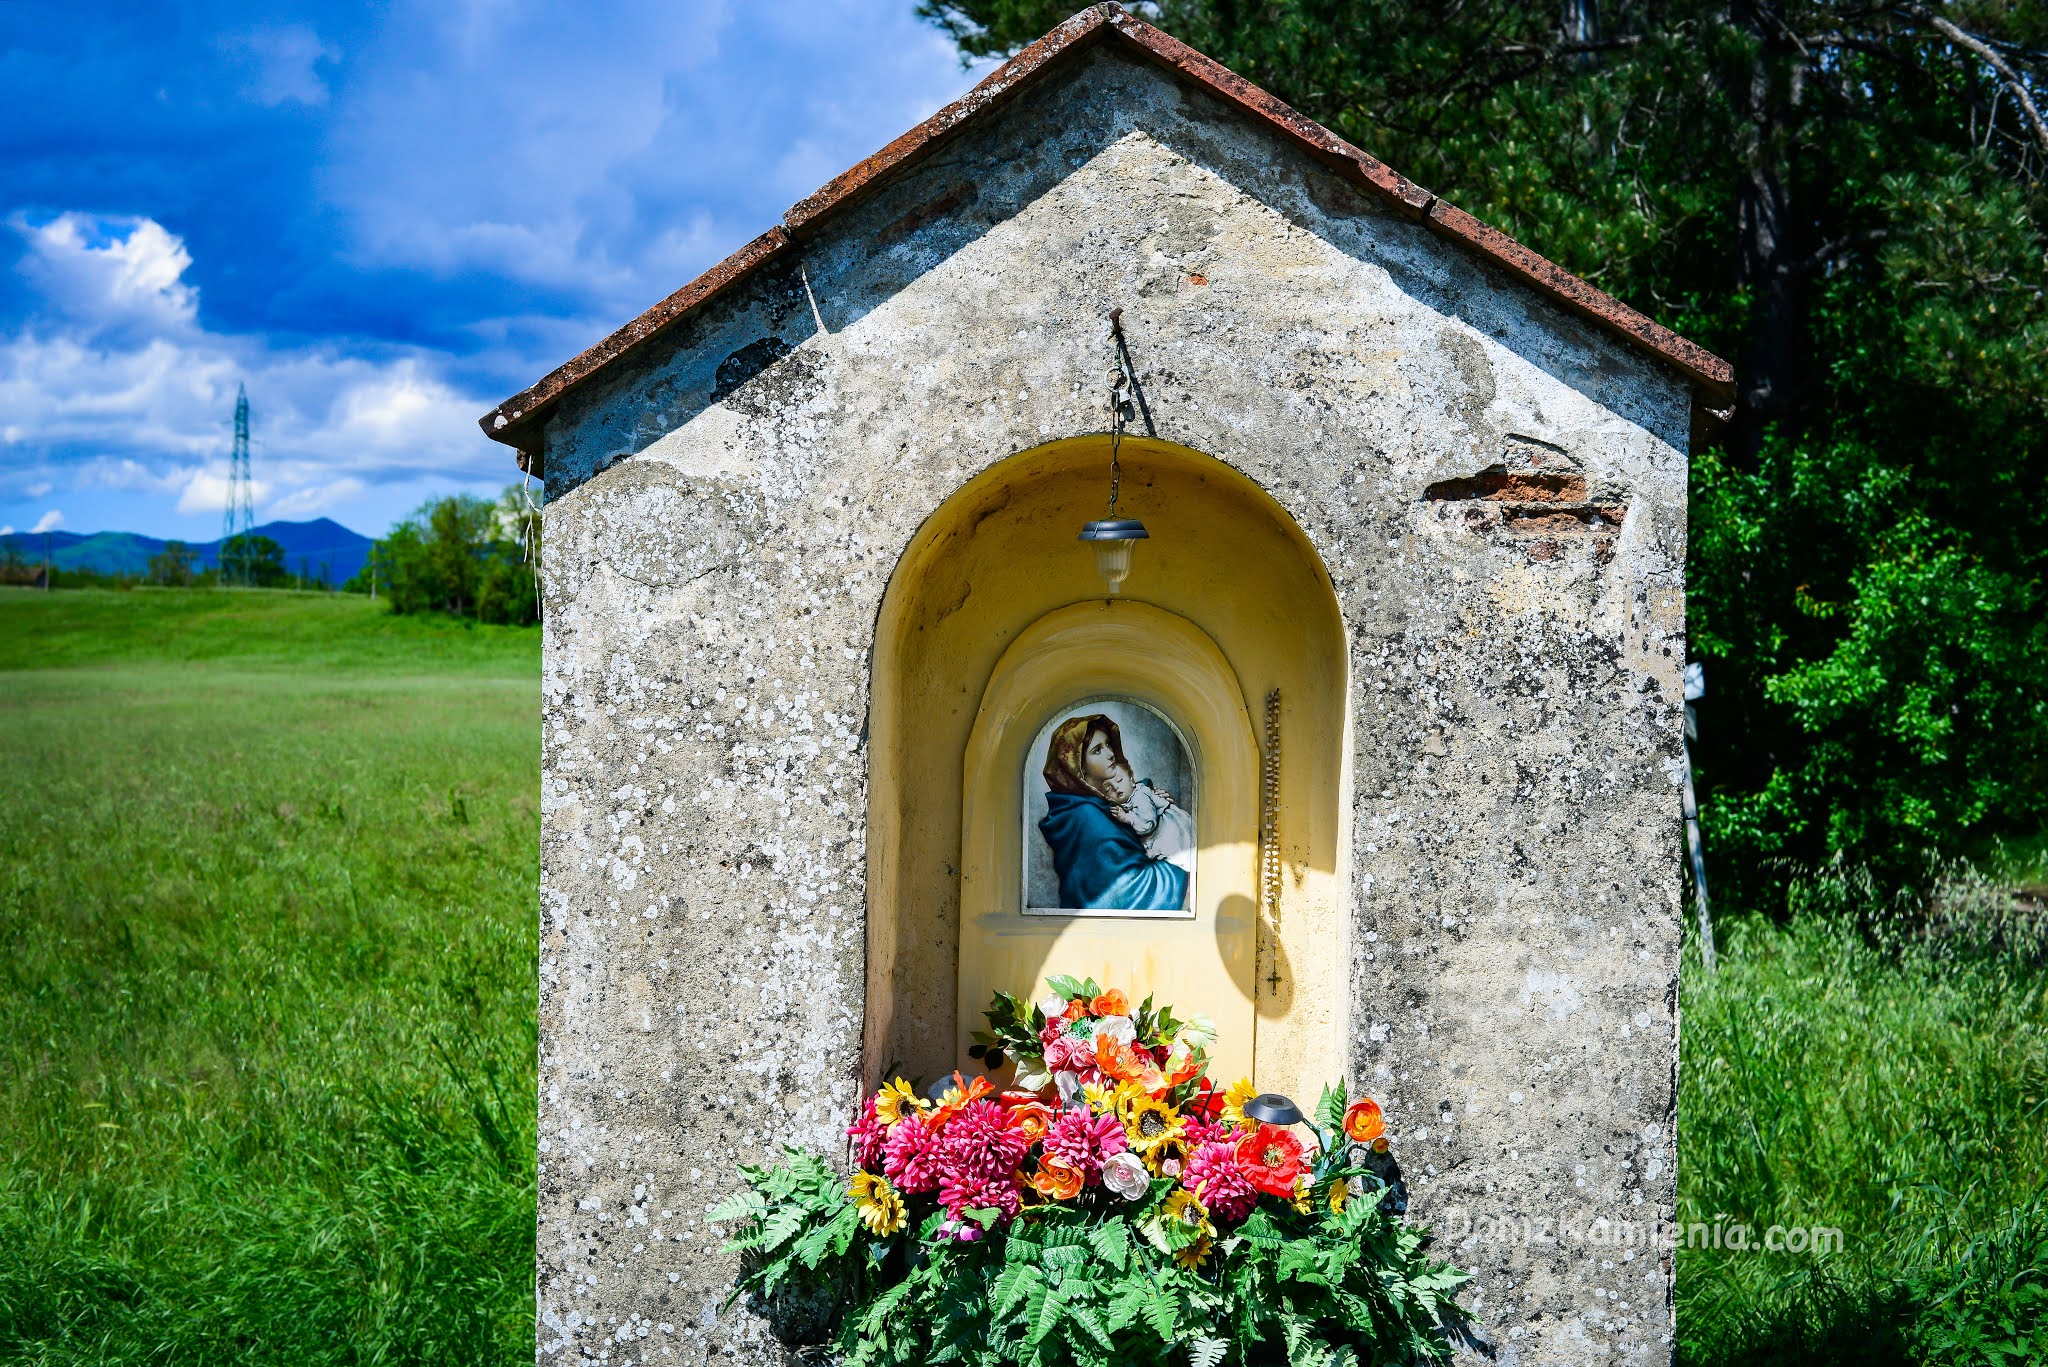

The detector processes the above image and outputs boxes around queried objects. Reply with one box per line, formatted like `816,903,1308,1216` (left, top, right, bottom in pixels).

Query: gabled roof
479,2,1733,460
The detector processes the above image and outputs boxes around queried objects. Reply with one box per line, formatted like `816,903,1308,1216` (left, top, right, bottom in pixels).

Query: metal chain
1106,310,1128,518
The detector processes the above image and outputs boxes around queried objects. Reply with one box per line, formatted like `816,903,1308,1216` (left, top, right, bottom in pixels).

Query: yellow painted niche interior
865,436,1351,1104
959,601,1260,1085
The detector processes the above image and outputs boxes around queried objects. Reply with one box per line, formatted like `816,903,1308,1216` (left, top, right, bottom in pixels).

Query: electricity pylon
220,384,255,585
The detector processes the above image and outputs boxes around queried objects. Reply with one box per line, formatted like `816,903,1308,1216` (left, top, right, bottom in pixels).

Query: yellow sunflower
1082,1082,1118,1115
872,1078,924,1126
1219,1077,1258,1133
1143,1133,1191,1177
1174,1233,1214,1270
848,1171,907,1236
1158,1188,1215,1267
1123,1093,1185,1157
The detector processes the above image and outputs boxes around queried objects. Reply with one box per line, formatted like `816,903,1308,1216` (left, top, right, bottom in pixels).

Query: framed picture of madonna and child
1023,698,1196,918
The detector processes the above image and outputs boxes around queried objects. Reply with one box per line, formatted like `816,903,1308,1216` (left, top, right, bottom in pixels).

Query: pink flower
935,1099,1031,1183
882,1116,943,1193
848,1096,888,1171
937,1170,1023,1226
1043,1032,1095,1074
1182,1140,1258,1223
1042,1108,1127,1183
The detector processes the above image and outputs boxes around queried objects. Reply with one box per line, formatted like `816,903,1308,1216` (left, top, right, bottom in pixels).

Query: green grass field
1677,915,2048,1363
2,587,2040,1364
0,588,537,1365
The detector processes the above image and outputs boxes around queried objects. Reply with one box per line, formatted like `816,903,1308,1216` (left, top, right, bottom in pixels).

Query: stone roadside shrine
481,5,1730,1364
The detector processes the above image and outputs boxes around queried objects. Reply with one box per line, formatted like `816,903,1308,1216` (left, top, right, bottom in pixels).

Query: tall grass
0,589,537,1364
1677,913,2048,1363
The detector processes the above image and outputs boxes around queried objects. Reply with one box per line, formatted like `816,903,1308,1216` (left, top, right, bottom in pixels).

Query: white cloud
176,470,273,516
268,478,365,519
221,25,341,107
14,213,198,336
4,214,497,522
0,526,14,537
31,510,64,533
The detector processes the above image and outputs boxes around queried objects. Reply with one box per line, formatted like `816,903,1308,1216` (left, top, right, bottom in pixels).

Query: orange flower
1089,989,1130,1018
1235,1123,1308,1198
1030,1155,1084,1201
1164,1048,1203,1088
1095,1034,1165,1090
1342,1098,1385,1143
1060,997,1090,1024
1006,1101,1055,1143
927,1072,995,1130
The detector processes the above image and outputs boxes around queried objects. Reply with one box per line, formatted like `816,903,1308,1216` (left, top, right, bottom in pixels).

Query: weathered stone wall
535,45,1687,1367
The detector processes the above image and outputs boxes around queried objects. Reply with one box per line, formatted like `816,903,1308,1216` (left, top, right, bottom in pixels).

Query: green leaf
1189,1335,1230,1367
1314,1081,1347,1134
705,1189,765,1225
758,1206,806,1253
1064,1303,1114,1352
1025,1279,1062,1345
993,1263,1043,1318
1088,1219,1130,1272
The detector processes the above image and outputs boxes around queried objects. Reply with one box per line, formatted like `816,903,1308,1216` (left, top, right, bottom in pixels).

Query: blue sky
0,2,991,541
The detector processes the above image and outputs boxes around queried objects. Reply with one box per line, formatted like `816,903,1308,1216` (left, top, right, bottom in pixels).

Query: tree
350,485,541,625
147,541,196,586
216,533,288,588
924,0,2048,902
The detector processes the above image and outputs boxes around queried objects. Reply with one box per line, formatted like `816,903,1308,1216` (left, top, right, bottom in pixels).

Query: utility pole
221,385,255,586
1681,663,1716,973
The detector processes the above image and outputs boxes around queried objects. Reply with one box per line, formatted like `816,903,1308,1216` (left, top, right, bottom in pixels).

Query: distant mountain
1,518,375,586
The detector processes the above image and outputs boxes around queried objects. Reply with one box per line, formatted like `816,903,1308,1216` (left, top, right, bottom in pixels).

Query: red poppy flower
1234,1123,1307,1197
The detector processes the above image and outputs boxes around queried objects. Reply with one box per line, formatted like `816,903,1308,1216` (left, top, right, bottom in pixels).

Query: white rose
1054,1071,1083,1106
1038,994,1067,1019
1093,1015,1137,1046
1102,1152,1149,1201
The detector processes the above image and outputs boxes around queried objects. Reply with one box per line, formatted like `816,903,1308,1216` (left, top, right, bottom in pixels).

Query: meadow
0,588,537,1365
1678,914,2048,1363
1,587,2040,1364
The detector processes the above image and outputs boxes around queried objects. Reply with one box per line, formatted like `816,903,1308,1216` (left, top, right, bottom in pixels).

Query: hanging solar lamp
1079,309,1148,594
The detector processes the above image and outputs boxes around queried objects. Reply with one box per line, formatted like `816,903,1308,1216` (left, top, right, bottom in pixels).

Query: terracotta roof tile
480,2,1733,456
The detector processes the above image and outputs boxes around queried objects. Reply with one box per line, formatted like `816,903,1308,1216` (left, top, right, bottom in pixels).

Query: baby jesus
1099,759,1197,875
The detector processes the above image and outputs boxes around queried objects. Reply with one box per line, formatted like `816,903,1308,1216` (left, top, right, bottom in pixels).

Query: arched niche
960,602,1260,1085
866,437,1350,1103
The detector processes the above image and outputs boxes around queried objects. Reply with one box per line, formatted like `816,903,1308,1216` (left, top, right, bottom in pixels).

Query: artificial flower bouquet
712,977,1469,1367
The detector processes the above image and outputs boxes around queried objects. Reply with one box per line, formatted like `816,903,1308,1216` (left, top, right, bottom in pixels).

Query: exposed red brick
1502,505,1626,534
1425,470,1588,503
